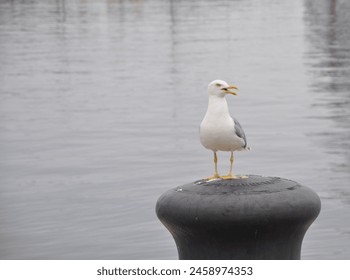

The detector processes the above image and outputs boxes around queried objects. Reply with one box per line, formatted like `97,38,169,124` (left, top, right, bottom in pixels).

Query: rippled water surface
0,0,349,259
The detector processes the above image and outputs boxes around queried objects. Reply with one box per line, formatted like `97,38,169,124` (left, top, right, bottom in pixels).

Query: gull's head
208,80,238,98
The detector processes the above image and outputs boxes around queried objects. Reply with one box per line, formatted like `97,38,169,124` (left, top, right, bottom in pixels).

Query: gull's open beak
222,85,238,95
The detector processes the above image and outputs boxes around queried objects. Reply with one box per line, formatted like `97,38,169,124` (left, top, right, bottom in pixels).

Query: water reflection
302,0,350,259
304,0,350,178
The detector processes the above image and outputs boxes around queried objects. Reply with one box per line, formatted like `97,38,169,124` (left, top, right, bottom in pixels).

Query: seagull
200,80,250,180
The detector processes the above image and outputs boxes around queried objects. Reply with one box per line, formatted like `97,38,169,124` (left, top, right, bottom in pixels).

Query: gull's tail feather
245,146,251,151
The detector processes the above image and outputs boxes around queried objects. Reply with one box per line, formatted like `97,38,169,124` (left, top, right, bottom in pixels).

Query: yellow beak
223,85,238,95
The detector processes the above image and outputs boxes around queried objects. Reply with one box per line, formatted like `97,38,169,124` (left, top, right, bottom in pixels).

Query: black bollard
156,175,321,260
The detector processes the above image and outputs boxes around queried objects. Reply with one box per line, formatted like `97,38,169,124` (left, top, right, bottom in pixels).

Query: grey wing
233,118,247,148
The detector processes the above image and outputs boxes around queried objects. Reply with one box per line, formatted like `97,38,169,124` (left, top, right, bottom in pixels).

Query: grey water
0,0,349,259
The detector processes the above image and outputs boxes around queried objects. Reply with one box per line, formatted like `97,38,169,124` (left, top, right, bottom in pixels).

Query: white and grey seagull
200,80,250,180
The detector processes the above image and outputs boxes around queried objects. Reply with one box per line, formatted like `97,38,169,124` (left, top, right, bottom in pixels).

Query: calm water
0,0,349,259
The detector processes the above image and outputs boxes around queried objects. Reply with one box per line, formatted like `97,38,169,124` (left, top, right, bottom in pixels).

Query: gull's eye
215,83,221,87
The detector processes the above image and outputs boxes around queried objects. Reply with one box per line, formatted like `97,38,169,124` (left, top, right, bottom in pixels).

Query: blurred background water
0,0,349,259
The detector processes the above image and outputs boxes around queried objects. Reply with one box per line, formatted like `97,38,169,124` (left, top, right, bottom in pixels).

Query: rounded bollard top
157,175,321,227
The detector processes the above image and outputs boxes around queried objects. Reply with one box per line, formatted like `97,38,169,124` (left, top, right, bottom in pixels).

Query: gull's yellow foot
205,173,221,181
221,174,249,179
221,174,240,180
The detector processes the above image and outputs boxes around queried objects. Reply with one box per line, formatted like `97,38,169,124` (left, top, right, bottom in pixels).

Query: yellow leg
221,152,239,179
229,152,234,177
206,152,220,180
214,152,219,178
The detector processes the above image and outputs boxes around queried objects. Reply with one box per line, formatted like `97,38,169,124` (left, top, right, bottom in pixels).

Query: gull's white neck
205,95,231,117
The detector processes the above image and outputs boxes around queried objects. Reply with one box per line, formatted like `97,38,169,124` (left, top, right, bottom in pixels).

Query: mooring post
156,175,321,260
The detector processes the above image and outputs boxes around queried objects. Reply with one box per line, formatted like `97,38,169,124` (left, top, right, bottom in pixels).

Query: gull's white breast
200,113,244,152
